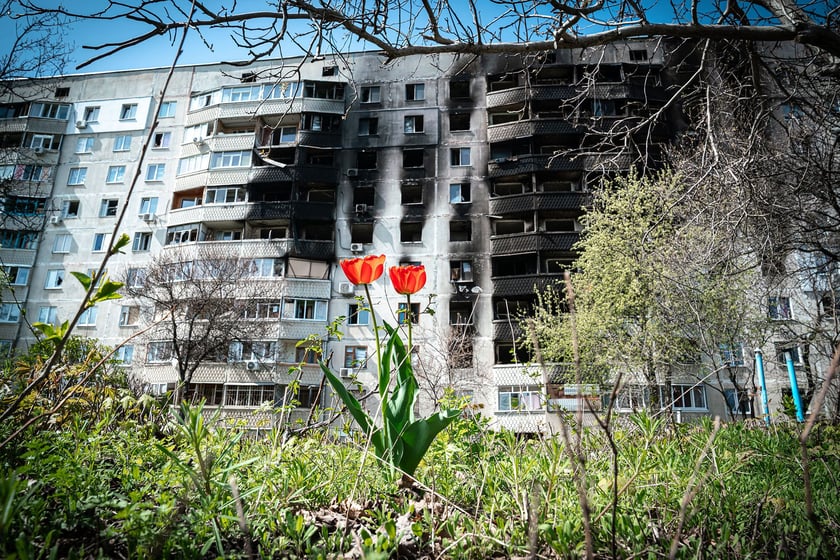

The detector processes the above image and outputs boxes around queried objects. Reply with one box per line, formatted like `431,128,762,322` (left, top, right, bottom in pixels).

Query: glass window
99,199,118,217
719,342,745,367
82,106,100,122
114,134,131,152
146,164,165,181
450,182,471,203
404,115,424,133
3,266,29,286
343,346,367,368
61,200,80,218
139,197,159,215
0,304,21,323
119,306,140,326
115,345,134,364
205,187,245,204
724,388,752,416
45,269,65,289
120,104,138,120
289,299,327,320
358,117,378,136
210,150,251,168
78,306,98,326
67,167,87,185
152,132,171,148
347,304,370,326
38,306,58,325
498,387,543,411
52,233,72,253
406,83,425,101
398,302,420,325
75,137,94,153
106,166,126,183
132,232,152,252
91,233,109,252
159,101,177,117
768,296,792,320
360,86,380,103
451,147,471,166
666,384,707,410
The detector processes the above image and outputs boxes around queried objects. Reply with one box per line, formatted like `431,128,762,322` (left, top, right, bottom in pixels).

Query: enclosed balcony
187,96,346,126
486,84,577,108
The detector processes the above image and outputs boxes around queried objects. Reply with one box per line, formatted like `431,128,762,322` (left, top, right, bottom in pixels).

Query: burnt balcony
488,154,583,178
161,238,334,261
491,232,579,255
489,192,590,215
486,84,577,109
248,165,339,185
296,130,342,148
493,320,525,341
487,118,582,143
492,273,565,297
187,97,346,126
167,201,334,227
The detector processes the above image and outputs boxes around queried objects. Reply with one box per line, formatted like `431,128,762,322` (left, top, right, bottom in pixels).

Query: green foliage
1,413,839,558
321,321,460,478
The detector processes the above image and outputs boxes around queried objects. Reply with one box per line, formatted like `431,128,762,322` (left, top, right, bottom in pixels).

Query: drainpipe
784,351,805,422
754,349,771,427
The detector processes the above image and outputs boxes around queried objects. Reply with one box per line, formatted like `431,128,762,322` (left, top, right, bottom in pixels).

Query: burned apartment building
0,40,823,431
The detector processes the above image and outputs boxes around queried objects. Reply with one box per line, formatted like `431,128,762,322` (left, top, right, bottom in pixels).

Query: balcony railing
491,273,565,296
489,192,590,215
487,118,582,143
160,238,334,260
167,201,334,227
186,97,346,126
488,154,583,178
491,231,579,255
248,165,339,185
486,84,577,108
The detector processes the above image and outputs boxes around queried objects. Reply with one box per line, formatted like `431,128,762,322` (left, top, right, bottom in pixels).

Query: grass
1,407,839,559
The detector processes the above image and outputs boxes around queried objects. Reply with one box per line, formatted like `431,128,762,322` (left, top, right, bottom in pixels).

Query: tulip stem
406,294,413,352
365,283,389,464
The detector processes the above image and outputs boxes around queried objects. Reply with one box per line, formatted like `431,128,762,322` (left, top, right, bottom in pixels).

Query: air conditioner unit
75,120,87,128
246,360,260,371
33,147,45,155
350,243,364,253
346,168,359,177
338,282,354,295
339,368,353,378
354,204,368,213
49,215,62,225
141,212,156,222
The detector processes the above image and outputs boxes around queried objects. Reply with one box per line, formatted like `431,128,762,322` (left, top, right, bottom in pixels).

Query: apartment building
0,40,828,431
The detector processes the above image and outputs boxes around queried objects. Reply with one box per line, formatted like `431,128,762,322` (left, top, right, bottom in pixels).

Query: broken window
401,183,422,204
400,220,423,243
449,221,471,242
402,149,424,168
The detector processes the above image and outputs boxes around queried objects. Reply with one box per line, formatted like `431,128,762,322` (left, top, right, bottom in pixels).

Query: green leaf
70,271,92,290
32,320,69,343
397,410,461,476
319,361,379,451
111,233,131,254
91,279,124,304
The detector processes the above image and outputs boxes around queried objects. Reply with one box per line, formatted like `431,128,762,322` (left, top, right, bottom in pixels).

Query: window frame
67,167,87,186
119,103,138,120
106,165,126,183
145,164,166,181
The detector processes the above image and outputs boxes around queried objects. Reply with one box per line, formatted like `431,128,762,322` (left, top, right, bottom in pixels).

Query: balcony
296,130,342,148
488,154,582,178
0,248,36,266
489,192,590,215
487,118,582,143
491,273,565,297
491,232,579,255
175,168,251,190
167,201,334,227
248,165,339,185
493,320,524,341
179,134,255,157
161,238,334,260
186,97,346,126
486,84,577,108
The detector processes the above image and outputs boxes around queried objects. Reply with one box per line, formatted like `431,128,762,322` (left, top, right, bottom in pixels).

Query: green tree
528,170,768,413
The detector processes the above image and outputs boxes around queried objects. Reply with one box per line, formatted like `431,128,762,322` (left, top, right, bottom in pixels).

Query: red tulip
340,254,386,285
389,265,426,295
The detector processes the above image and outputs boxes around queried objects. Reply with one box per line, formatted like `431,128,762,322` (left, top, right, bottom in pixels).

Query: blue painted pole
754,349,771,427
784,351,805,422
